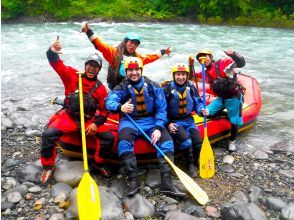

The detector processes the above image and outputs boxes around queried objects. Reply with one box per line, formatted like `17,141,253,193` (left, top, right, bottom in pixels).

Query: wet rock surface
1,129,294,219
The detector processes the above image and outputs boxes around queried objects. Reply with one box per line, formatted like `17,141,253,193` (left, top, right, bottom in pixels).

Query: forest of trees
2,0,293,28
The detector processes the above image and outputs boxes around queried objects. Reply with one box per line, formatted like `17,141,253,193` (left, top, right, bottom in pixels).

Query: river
1,22,294,150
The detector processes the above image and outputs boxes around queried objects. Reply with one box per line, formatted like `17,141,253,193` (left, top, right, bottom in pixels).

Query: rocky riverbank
1,128,294,220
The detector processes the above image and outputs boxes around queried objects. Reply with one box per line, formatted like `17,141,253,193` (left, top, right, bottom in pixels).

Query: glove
202,108,209,116
188,54,194,66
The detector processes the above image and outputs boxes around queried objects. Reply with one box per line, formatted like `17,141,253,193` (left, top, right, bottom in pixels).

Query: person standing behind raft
163,63,207,178
40,36,115,184
189,49,245,152
105,57,186,198
81,22,171,90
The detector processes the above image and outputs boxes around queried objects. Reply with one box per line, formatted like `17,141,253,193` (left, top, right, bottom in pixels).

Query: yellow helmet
124,57,143,71
196,49,213,61
171,63,190,75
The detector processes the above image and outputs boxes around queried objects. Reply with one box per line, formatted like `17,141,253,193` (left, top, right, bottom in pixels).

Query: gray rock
248,185,262,202
1,117,14,128
164,210,197,220
230,191,249,204
247,202,267,220
145,169,161,188
109,178,126,199
124,211,134,220
1,177,18,190
67,188,78,217
182,199,205,217
270,139,294,153
221,203,252,220
7,192,22,203
279,169,294,179
2,158,22,168
252,149,269,160
64,210,78,220
54,161,84,187
220,164,235,173
281,203,294,220
223,155,235,164
51,183,73,198
156,201,172,215
124,193,155,219
2,185,28,198
1,201,16,211
25,129,41,137
230,172,245,178
28,185,42,193
15,164,42,184
49,213,65,220
100,186,124,220
164,196,178,204
266,196,287,211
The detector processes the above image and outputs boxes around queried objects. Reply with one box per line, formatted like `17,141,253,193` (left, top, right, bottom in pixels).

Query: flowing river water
1,22,294,150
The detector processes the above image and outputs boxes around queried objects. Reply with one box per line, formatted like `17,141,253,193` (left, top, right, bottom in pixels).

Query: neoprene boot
183,148,198,178
193,147,201,168
121,152,140,197
159,152,186,198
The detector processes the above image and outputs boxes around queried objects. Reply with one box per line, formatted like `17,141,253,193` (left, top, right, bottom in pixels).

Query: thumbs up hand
121,99,134,113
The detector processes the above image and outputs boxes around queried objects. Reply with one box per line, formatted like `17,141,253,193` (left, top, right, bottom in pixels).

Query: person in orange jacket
81,22,171,89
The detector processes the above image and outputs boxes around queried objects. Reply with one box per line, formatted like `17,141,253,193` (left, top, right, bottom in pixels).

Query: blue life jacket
125,77,155,118
165,81,197,119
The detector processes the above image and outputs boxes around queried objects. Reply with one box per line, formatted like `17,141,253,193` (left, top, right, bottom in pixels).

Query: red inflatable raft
58,73,262,164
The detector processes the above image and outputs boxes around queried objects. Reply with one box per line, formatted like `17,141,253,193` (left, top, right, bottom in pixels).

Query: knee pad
118,127,137,143
189,128,202,147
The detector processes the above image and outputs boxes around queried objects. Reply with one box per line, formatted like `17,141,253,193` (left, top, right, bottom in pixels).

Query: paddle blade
77,172,101,220
199,136,215,179
165,157,209,205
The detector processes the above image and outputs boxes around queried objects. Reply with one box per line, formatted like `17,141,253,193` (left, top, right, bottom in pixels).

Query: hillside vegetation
2,0,294,28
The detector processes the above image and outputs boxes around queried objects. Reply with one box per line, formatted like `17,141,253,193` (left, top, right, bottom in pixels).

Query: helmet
124,57,143,71
196,49,213,61
172,63,190,75
85,53,102,68
125,32,141,44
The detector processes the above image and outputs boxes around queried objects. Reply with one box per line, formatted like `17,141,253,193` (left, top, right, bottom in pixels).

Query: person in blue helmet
163,63,207,178
81,22,171,89
105,57,186,198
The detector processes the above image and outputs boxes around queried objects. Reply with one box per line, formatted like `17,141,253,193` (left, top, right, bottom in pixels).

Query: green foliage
1,0,293,28
1,0,25,19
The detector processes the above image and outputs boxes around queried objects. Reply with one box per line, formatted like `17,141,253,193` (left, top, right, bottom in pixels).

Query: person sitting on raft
40,36,114,184
105,57,186,198
162,63,207,178
189,49,245,152
81,22,171,90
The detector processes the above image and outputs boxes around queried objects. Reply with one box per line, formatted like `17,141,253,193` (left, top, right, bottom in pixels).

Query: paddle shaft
78,72,89,171
200,63,208,137
125,114,169,161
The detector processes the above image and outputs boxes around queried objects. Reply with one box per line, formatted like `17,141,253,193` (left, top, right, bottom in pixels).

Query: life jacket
123,77,155,118
164,81,198,119
64,80,102,119
208,60,243,99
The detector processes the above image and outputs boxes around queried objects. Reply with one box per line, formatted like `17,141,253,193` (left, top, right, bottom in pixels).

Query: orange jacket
90,36,162,68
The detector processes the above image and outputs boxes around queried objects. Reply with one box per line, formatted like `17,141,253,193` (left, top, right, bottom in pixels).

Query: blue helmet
124,32,141,44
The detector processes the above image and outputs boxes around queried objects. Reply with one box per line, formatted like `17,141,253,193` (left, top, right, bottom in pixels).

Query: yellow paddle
125,113,209,205
76,71,101,220
198,58,215,178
